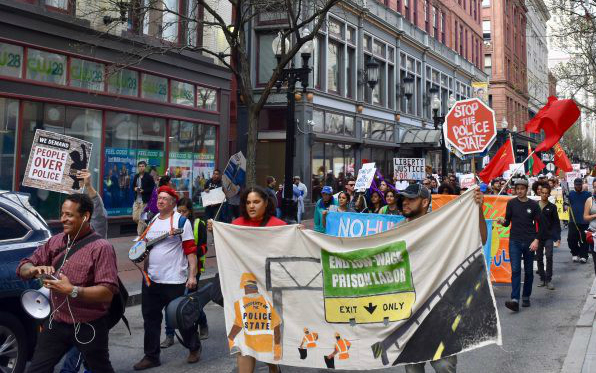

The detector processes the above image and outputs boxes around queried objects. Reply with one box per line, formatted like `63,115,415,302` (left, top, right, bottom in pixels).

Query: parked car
0,192,51,373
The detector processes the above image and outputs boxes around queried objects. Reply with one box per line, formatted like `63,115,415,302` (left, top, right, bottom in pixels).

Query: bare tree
75,0,346,186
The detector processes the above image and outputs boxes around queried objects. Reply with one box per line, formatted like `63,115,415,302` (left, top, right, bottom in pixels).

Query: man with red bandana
133,186,201,370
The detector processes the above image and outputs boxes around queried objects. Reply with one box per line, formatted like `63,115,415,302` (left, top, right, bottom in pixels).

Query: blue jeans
509,239,535,301
59,346,91,373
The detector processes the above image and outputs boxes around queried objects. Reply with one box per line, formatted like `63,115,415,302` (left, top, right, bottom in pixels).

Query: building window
327,41,341,94
455,21,459,51
347,47,355,98
413,0,418,26
26,49,67,85
459,26,464,55
433,7,438,39
483,20,491,40
400,52,420,116
404,0,410,21
257,33,276,85
70,58,104,91
482,0,490,6
45,0,68,11
0,98,18,191
362,120,394,142
424,0,429,32
107,68,139,97
465,29,468,60
143,0,181,43
311,142,356,202
170,80,195,106
0,43,23,78
197,87,217,111
329,18,344,39
365,37,392,108
312,110,355,137
141,73,168,102
168,121,216,205
441,12,446,43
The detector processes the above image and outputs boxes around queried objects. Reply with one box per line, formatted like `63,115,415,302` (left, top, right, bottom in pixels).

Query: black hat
574,177,583,185
399,184,431,200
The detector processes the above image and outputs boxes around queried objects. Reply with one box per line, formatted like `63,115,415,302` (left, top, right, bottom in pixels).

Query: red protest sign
443,98,496,156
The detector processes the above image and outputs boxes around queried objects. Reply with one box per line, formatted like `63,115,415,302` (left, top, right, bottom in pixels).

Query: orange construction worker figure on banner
298,328,319,360
228,273,282,360
324,332,351,369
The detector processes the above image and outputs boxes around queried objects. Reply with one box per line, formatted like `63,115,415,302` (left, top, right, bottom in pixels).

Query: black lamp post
430,88,455,178
272,31,312,223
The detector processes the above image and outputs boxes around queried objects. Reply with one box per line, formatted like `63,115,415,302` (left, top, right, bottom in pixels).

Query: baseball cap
574,177,583,185
399,184,431,200
321,186,333,195
513,177,529,187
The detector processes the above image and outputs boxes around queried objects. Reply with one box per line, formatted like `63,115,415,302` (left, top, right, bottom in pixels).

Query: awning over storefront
399,128,442,147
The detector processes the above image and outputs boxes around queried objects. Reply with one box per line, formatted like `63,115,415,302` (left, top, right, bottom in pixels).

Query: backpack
193,218,208,272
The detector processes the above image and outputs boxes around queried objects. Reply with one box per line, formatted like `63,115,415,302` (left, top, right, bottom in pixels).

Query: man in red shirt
17,194,119,373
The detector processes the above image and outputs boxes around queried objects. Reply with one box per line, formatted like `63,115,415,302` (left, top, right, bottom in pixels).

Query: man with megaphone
17,193,119,373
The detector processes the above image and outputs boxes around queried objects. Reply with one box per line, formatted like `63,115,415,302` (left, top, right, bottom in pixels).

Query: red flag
525,96,580,152
527,153,546,176
553,142,572,172
478,139,515,183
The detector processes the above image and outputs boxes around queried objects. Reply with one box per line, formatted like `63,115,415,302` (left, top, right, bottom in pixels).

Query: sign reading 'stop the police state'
22,130,93,194
393,158,425,180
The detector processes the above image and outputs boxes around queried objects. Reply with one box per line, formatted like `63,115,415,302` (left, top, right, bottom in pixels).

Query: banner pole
214,198,227,221
498,150,536,195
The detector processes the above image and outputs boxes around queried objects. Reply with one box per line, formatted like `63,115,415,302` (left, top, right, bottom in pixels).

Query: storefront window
171,80,195,106
103,112,166,216
313,110,355,137
257,33,276,85
0,43,23,78
327,42,340,94
197,87,217,111
141,74,168,102
107,69,139,96
169,121,216,208
19,102,101,220
310,142,355,202
0,98,19,190
70,58,104,91
26,49,66,85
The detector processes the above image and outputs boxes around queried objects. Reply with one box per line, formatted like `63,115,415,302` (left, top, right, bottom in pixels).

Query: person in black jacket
536,184,561,290
131,161,156,236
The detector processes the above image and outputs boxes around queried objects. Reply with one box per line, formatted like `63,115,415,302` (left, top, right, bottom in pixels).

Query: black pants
568,223,589,259
537,239,554,282
141,282,200,363
27,317,113,373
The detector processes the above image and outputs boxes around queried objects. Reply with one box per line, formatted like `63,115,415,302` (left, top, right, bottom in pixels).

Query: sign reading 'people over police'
393,158,425,180
22,130,93,194
321,241,415,324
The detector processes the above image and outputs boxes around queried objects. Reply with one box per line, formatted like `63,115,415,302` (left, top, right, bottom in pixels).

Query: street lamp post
272,30,313,223
430,89,455,178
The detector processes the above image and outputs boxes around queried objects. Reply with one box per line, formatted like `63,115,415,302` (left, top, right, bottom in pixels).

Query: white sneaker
573,256,579,262
580,258,588,264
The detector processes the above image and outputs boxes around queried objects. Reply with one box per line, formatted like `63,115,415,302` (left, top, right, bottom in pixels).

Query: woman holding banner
321,191,355,230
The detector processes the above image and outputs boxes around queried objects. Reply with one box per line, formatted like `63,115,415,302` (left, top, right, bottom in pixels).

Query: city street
99,230,595,373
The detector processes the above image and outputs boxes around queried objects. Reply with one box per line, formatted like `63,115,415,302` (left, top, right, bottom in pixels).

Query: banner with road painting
213,189,501,370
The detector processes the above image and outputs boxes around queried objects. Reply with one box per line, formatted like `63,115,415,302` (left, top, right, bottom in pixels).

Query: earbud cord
48,219,95,345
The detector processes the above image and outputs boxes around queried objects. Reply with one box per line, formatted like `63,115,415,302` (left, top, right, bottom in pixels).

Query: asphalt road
53,229,594,373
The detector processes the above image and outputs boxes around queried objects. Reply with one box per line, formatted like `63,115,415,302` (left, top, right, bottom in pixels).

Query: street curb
124,272,217,308
561,277,596,373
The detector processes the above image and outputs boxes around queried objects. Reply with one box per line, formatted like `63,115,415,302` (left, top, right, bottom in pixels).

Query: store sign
26,49,66,85
393,158,425,180
22,130,92,194
0,42,23,78
141,73,168,102
171,80,195,106
107,69,139,96
70,58,104,91
444,98,497,157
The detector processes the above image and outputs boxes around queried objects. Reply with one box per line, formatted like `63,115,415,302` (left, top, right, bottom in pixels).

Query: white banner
393,158,426,180
355,163,376,192
213,190,501,370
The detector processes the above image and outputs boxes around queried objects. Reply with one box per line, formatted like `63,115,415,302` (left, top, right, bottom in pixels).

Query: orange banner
432,195,513,283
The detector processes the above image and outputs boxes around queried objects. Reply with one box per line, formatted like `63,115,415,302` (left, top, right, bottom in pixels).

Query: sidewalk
562,277,596,373
114,218,314,306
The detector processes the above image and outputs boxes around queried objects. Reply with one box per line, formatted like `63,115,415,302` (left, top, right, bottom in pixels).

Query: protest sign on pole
566,171,582,183
355,163,376,191
222,151,246,199
458,173,476,189
444,98,497,159
393,158,425,180
201,187,226,206
22,130,93,194
214,190,500,369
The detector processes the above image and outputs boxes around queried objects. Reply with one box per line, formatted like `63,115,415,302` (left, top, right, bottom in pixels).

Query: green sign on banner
0,42,23,78
321,241,413,297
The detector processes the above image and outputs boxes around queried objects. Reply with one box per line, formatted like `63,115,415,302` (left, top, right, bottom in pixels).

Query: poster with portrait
472,81,489,104
22,130,93,194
